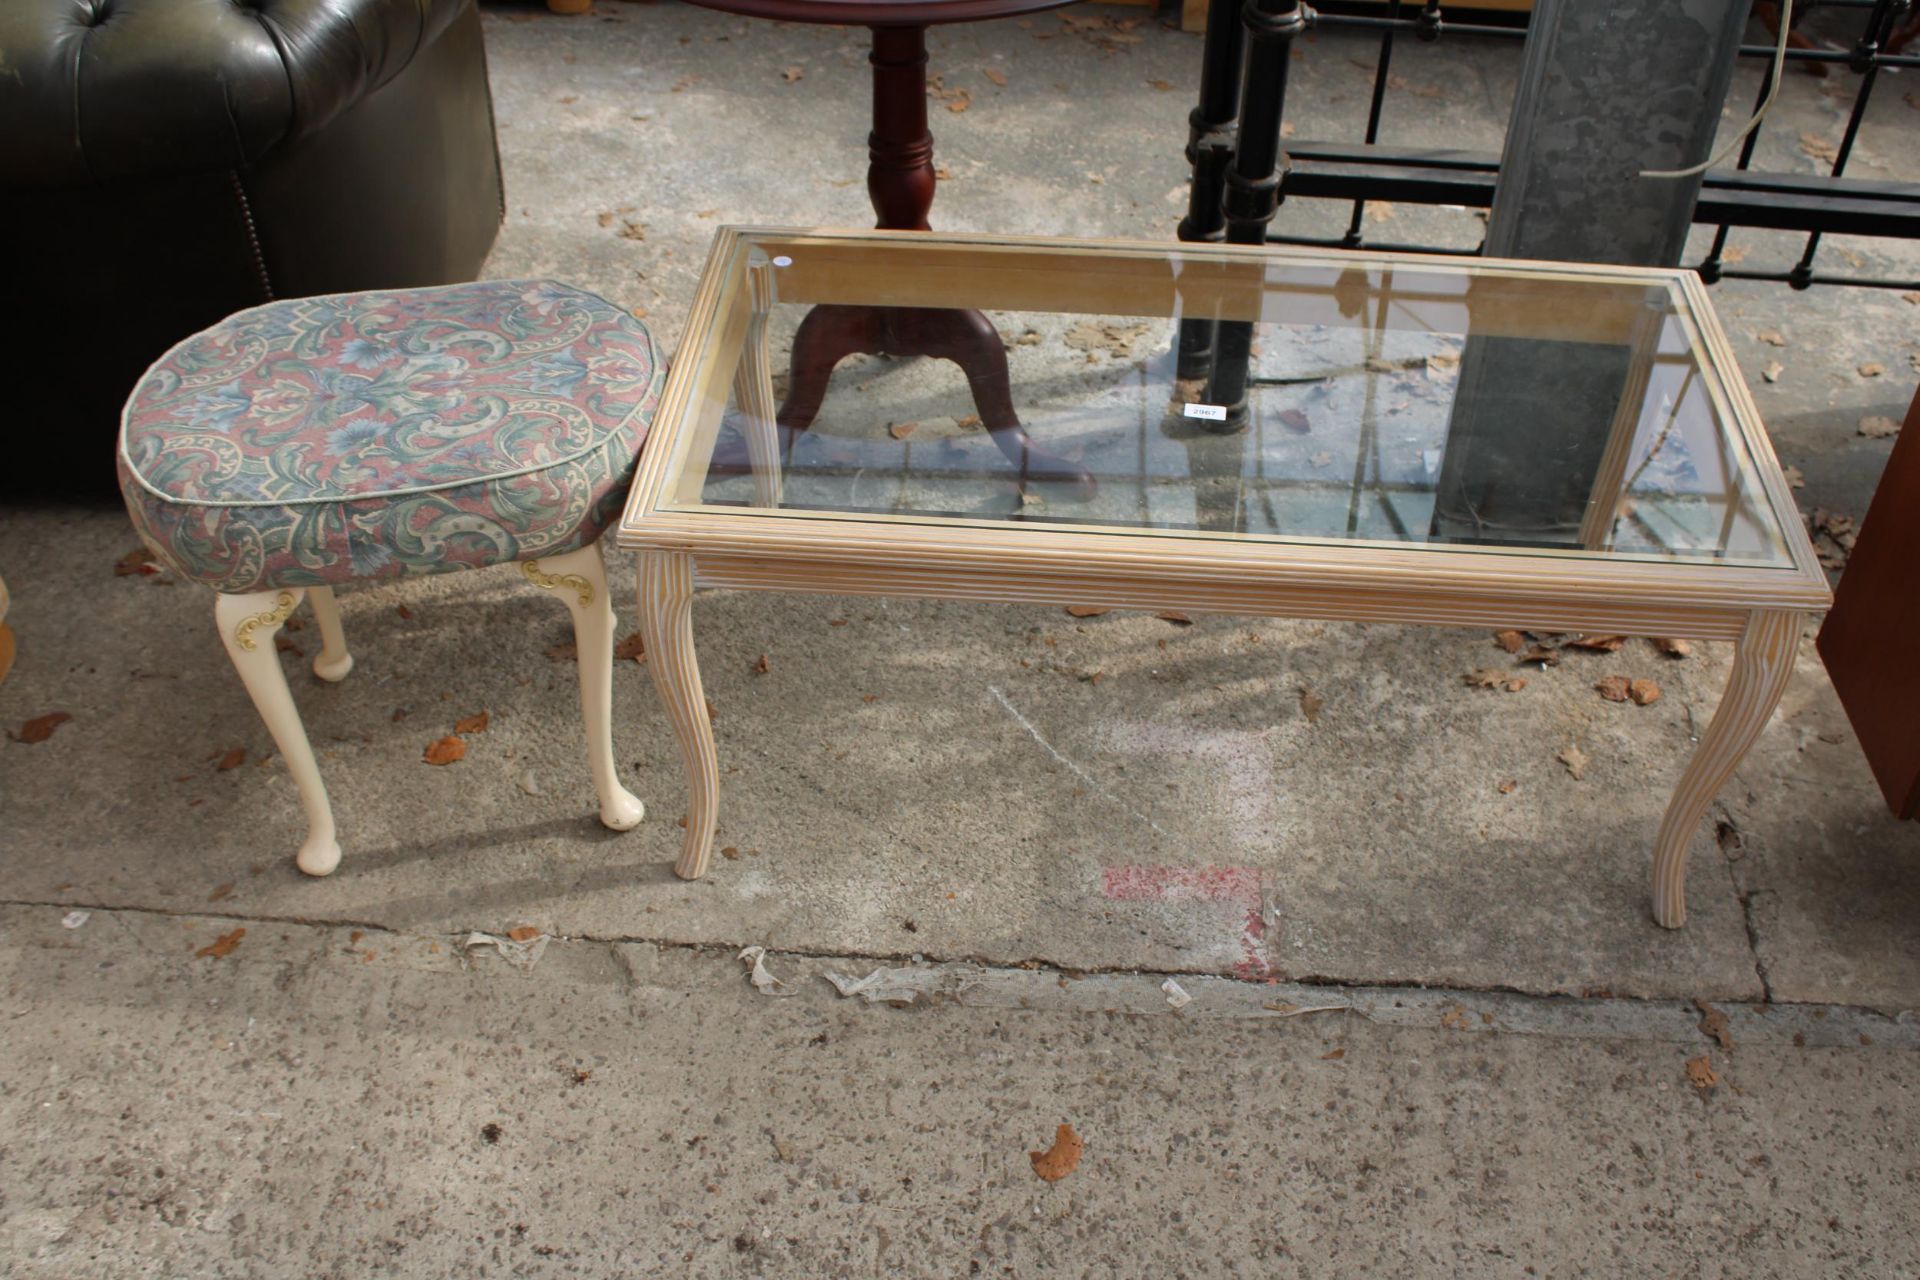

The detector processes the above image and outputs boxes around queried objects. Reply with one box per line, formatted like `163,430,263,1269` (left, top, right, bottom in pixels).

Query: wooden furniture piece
118,281,660,876
617,227,1830,928
682,0,1095,496
1817,384,1920,819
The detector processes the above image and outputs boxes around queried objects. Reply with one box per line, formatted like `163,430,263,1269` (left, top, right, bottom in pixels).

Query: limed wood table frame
616,227,1832,929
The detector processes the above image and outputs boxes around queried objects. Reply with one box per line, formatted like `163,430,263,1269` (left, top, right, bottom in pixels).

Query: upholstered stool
118,281,659,876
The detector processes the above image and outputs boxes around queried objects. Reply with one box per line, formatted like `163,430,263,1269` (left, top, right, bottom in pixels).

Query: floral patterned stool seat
118,281,659,876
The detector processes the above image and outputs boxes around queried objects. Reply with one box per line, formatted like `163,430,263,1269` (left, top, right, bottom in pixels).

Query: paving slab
3,904,1917,1278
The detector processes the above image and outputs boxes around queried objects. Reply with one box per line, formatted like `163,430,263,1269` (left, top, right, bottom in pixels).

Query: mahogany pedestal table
684,0,1096,496
622,227,1833,933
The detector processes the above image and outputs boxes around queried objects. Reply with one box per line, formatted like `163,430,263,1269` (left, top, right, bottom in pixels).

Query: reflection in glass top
666,239,1795,568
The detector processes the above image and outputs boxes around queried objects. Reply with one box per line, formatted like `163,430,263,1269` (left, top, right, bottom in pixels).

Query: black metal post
1204,0,1308,432
1175,0,1249,379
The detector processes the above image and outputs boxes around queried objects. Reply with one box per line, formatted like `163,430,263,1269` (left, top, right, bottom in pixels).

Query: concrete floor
3,2,1919,1274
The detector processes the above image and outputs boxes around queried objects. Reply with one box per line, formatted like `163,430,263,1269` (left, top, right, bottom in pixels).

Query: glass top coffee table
615,227,1830,928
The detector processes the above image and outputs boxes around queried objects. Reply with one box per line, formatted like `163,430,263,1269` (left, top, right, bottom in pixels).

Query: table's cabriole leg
637,551,719,880
736,259,784,509
1650,609,1802,929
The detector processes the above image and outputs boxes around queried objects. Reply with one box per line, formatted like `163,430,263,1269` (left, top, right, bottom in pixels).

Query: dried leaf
1629,678,1661,706
1684,1054,1720,1090
1859,415,1900,439
216,747,246,771
782,65,803,82
956,413,981,429
1519,644,1561,668
454,711,490,735
424,736,467,766
396,603,414,620
1299,688,1324,723
752,654,770,675
9,712,71,744
115,546,162,577
1029,1123,1083,1183
546,641,577,662
1695,1000,1735,1053
1799,132,1838,162
1720,245,1747,264
208,883,234,903
507,926,542,943
1277,408,1312,434
616,221,646,242
1652,637,1693,658
983,67,1007,86
1065,605,1109,618
1762,360,1784,383
1594,675,1632,703
1321,1047,1345,1061
1364,200,1395,222
1755,329,1786,347
195,927,245,960
1155,610,1192,626
1782,466,1805,489
1492,629,1526,654
945,89,972,113
615,632,646,661
1147,78,1176,90
888,421,917,440
1497,778,1518,795
1505,677,1528,693
1557,745,1589,780
1463,669,1506,689
1858,361,1885,378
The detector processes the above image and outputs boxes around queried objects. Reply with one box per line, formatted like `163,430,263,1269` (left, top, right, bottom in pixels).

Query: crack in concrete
7,896,1909,1040
1715,810,1777,1004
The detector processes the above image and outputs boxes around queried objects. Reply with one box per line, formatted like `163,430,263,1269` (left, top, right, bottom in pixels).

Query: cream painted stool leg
305,585,354,682
1650,609,1802,929
522,544,645,831
215,589,342,877
636,550,718,879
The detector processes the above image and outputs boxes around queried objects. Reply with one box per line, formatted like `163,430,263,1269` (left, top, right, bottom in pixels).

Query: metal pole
1176,0,1250,378
1204,0,1308,432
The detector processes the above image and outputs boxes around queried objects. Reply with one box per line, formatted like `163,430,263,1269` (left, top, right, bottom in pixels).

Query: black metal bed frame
1179,0,1920,309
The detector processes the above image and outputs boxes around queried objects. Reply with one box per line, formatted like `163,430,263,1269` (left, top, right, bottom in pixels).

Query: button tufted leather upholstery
0,0,471,185
0,0,503,496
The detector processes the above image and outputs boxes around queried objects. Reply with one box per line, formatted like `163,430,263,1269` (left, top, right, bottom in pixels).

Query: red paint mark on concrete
1101,865,1273,979
1101,865,1262,902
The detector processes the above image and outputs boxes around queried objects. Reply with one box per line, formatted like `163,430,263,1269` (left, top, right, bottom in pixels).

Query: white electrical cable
1640,0,1795,179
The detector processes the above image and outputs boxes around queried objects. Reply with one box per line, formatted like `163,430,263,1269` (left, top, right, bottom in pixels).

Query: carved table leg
735,259,785,510
1650,609,1802,929
725,22,1096,500
637,551,718,880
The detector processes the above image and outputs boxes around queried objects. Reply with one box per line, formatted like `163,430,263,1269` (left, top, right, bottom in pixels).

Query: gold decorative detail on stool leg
521,558,594,607
1650,609,1802,929
232,591,298,651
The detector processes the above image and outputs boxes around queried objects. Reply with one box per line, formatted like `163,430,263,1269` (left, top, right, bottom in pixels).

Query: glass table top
639,229,1806,571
